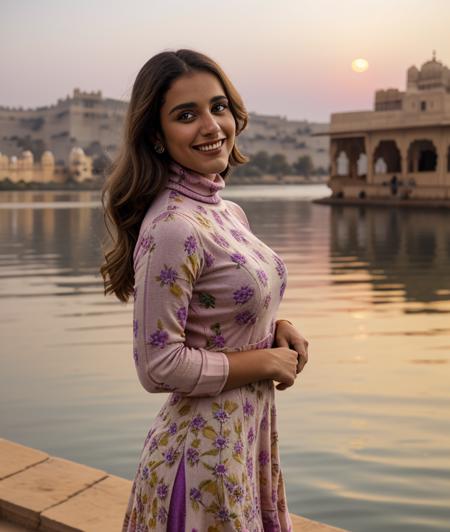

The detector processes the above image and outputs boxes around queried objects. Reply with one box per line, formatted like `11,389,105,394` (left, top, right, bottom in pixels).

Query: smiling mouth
193,139,226,152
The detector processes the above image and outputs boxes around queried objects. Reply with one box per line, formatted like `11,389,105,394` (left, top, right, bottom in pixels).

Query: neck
166,162,225,204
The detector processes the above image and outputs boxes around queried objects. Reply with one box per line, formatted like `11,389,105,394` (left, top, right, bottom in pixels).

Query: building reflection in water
329,206,450,305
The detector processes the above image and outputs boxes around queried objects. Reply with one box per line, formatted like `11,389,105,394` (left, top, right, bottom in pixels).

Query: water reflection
329,206,450,305
1,190,450,532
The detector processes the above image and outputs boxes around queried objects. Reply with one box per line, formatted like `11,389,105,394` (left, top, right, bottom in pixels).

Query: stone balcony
0,439,349,532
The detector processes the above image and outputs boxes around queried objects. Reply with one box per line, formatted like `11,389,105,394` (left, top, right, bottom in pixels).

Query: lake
0,185,449,532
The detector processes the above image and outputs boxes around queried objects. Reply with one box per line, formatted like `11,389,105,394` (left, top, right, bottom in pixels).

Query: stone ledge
0,439,349,531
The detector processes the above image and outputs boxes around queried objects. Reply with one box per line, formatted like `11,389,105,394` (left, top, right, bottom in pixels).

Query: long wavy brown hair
100,49,248,302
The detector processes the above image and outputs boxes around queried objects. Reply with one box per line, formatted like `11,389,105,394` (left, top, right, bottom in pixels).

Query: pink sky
2,0,449,121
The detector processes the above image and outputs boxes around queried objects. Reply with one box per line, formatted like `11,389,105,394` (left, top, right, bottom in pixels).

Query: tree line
232,150,327,177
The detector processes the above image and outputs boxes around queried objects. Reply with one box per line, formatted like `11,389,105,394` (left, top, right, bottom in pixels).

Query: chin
190,158,228,176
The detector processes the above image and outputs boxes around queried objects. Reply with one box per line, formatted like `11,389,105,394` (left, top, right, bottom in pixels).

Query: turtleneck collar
166,162,225,204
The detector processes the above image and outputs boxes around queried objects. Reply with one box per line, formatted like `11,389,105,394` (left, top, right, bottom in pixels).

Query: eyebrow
169,95,228,115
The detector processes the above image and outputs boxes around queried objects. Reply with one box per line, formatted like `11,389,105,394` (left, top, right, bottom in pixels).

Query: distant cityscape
0,89,329,188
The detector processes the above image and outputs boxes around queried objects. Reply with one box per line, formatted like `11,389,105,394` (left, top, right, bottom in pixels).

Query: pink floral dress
123,163,292,532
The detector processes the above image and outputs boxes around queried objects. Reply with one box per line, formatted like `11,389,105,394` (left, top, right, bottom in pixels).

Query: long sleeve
132,211,229,397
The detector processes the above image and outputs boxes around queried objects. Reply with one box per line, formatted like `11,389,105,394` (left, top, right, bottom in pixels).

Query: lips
192,139,226,152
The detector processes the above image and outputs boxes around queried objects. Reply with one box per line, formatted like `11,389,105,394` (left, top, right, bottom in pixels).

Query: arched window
337,151,349,176
408,140,437,172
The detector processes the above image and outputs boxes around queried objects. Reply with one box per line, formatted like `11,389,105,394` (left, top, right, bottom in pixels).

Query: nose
200,112,221,136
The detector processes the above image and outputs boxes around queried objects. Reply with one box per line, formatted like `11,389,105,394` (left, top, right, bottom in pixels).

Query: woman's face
159,71,236,177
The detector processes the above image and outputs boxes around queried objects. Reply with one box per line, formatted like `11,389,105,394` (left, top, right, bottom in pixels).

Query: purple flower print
152,212,170,223
133,319,138,338
209,333,226,349
213,408,230,424
163,447,177,465
257,269,268,286
272,488,277,504
274,255,286,279
214,435,229,450
190,414,207,431
215,506,231,522
246,455,254,479
158,265,178,286
233,286,254,305
157,482,169,499
213,463,228,477
184,235,197,255
233,440,244,455
230,252,246,267
169,190,180,199
176,306,187,327
149,438,158,452
196,205,207,214
157,507,168,524
186,447,200,466
141,466,149,480
280,281,286,297
230,229,247,243
247,427,255,445
168,422,177,435
243,398,255,417
149,329,169,349
204,251,215,268
235,310,256,326
190,487,201,501
231,485,244,504
258,450,270,466
167,204,178,211
253,249,267,262
133,348,138,365
261,403,269,430
263,294,272,309
169,393,181,406
212,232,230,248
212,211,224,226
141,234,155,253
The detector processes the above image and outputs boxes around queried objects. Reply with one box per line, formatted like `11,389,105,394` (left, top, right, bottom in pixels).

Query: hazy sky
2,0,449,121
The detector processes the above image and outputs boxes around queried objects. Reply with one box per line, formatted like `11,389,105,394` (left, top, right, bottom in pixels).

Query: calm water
1,186,450,532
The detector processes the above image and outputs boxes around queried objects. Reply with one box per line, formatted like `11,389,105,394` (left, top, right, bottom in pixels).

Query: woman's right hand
266,347,299,390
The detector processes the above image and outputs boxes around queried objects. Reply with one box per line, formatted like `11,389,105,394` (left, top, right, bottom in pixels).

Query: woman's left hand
274,320,309,382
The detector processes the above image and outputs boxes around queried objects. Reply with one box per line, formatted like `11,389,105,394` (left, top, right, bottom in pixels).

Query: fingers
292,339,309,374
275,336,290,348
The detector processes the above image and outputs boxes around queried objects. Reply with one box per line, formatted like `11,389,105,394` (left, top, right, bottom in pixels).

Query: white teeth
196,140,222,152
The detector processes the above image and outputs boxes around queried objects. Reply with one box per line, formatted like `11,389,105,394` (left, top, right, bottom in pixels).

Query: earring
154,142,165,154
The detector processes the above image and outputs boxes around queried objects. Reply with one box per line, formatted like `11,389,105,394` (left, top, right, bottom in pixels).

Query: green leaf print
149,471,158,488
188,254,199,274
202,426,217,440
233,418,242,435
224,400,238,415
178,404,191,416
191,438,201,448
158,432,169,446
181,263,195,285
170,283,183,298
201,448,219,457
199,292,216,308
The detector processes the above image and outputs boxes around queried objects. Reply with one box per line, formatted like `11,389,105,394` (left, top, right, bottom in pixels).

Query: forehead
162,71,225,109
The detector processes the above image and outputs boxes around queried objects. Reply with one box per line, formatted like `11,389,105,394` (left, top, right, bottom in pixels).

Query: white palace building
324,53,450,203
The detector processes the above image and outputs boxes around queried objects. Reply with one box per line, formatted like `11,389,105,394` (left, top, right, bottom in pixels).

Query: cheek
164,125,193,151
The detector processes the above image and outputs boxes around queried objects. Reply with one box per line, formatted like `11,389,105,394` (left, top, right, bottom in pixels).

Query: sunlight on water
0,187,449,531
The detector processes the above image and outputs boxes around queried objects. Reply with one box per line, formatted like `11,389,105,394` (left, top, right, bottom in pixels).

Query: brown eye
212,103,227,113
178,111,195,122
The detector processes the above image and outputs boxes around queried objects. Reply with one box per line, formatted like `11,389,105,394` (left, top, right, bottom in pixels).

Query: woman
101,49,309,532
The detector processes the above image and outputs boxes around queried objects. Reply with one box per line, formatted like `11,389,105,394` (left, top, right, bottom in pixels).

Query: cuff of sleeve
188,349,229,397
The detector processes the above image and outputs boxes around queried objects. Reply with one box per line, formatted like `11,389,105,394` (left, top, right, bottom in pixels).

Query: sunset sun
352,58,369,73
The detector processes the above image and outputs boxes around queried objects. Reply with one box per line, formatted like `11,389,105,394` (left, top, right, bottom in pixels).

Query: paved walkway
0,438,349,532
